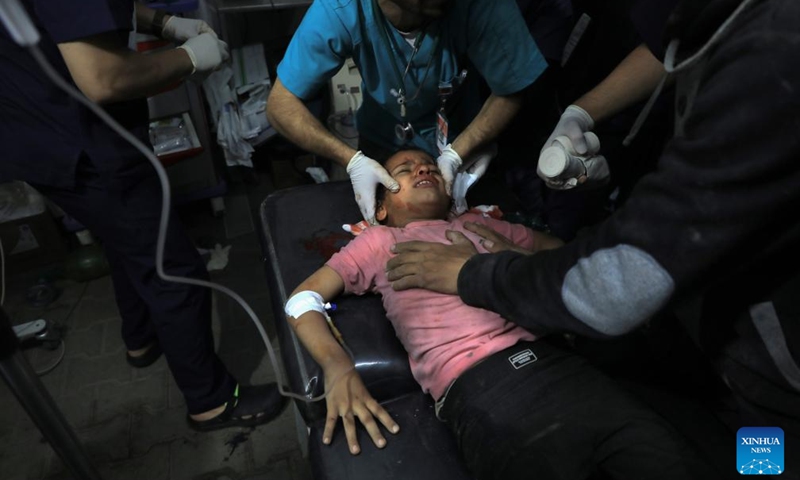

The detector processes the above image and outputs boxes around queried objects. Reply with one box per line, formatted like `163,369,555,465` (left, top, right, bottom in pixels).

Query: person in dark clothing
386,0,800,468
0,0,284,431
517,0,681,241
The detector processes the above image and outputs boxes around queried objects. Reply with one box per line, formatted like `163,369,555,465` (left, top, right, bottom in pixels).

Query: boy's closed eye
391,166,442,177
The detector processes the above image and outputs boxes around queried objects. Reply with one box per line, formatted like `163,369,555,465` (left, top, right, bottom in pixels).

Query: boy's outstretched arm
287,266,400,455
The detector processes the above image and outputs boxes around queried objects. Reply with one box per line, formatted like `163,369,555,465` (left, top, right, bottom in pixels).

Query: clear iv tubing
27,46,332,403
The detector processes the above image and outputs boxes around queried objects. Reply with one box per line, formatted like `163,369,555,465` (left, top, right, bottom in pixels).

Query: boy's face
376,150,451,227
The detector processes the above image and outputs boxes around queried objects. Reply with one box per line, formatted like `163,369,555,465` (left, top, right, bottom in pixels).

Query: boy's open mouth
414,177,438,188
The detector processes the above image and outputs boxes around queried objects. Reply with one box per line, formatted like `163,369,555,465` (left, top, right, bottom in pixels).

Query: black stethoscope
372,0,440,141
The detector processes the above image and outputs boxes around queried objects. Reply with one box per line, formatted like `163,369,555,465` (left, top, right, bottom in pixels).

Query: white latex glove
346,151,400,225
436,144,463,195
542,105,598,156
537,135,610,190
451,145,496,216
178,33,230,80
161,16,216,43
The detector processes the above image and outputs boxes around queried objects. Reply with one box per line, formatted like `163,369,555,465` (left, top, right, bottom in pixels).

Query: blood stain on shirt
302,231,352,259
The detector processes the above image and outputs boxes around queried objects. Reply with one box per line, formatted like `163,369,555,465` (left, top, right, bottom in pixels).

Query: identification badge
436,110,449,154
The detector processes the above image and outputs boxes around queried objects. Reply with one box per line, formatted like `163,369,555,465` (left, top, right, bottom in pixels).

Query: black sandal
125,342,162,368
187,384,286,432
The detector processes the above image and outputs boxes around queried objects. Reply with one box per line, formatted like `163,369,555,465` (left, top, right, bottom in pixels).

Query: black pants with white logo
437,339,718,480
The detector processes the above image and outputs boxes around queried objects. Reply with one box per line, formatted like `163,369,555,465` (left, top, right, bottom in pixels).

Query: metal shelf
248,126,279,147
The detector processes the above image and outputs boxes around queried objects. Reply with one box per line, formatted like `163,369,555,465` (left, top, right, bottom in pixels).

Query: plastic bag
149,117,192,155
0,181,46,223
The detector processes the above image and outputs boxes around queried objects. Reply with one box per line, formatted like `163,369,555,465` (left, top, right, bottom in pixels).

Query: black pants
33,156,235,414
437,339,717,480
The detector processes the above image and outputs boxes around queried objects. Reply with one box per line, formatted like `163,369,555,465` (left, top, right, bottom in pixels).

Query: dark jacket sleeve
459,0,800,338
32,0,134,43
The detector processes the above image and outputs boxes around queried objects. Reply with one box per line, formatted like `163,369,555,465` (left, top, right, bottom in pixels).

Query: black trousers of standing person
32,154,236,415
436,339,719,480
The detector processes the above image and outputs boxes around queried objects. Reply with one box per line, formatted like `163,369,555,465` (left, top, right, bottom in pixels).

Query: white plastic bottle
538,133,601,187
538,132,609,190
539,132,600,186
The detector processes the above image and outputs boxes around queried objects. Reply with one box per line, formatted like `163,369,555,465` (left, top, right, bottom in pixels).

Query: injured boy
284,149,716,480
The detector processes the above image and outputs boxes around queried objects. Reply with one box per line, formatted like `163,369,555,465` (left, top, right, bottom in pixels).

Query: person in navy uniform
0,1,285,431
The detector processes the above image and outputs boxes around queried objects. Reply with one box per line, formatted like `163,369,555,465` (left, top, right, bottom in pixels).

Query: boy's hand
323,366,400,455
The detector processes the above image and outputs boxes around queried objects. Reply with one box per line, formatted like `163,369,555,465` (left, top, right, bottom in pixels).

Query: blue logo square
737,427,784,475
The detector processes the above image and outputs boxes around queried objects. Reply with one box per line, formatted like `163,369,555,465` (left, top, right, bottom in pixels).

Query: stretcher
258,180,472,480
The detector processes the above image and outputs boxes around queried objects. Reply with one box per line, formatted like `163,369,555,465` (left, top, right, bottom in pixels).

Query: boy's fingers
357,411,387,449
371,404,400,435
341,413,360,455
323,414,337,445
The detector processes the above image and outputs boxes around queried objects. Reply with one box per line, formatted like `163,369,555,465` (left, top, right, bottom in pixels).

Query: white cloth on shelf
202,67,255,168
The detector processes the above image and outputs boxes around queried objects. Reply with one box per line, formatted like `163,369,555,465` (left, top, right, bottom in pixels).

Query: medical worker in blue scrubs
266,0,548,224
0,1,285,431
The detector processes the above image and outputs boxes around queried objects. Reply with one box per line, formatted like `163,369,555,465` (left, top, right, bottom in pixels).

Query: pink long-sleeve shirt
326,213,538,400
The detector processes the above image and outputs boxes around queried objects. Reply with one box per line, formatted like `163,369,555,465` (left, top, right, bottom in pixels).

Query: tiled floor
0,167,316,480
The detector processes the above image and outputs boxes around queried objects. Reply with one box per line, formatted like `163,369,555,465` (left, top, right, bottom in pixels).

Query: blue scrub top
0,0,149,189
277,0,547,157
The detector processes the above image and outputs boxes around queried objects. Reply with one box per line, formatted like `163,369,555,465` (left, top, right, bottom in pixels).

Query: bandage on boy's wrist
285,290,326,319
